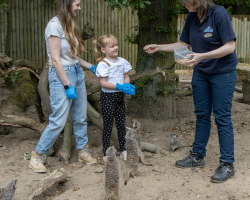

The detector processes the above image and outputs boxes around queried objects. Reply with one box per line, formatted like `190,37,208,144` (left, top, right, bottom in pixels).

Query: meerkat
104,146,120,200
0,180,18,200
169,133,183,151
124,129,139,185
132,121,152,166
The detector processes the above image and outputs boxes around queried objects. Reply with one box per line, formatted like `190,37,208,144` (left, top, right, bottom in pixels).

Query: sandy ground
0,73,250,200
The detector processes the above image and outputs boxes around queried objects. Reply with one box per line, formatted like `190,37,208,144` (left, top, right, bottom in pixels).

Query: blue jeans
191,69,236,163
36,63,88,154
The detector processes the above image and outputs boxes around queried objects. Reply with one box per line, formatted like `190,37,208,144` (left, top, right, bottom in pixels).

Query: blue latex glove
123,82,135,89
115,83,124,91
122,83,135,96
89,64,97,75
65,85,77,99
115,83,135,96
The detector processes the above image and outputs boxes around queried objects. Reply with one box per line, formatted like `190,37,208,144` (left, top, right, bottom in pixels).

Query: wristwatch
64,83,71,89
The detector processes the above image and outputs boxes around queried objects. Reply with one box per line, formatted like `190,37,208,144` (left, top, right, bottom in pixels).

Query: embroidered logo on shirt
204,33,212,38
204,26,213,33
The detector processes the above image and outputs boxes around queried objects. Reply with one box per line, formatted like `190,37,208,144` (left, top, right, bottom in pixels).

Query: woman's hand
144,44,159,54
184,53,204,67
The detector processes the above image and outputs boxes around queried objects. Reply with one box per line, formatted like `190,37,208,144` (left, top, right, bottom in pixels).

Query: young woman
93,34,135,162
144,0,238,183
29,0,97,173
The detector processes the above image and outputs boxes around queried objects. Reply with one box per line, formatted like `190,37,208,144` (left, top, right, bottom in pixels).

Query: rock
94,167,103,173
160,149,168,156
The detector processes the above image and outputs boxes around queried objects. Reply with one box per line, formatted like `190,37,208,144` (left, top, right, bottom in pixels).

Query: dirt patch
0,75,250,200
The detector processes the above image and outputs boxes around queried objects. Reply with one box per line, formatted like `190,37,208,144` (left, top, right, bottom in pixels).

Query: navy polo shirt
180,5,238,75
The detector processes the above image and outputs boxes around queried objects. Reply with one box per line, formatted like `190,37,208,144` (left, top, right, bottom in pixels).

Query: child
93,34,135,162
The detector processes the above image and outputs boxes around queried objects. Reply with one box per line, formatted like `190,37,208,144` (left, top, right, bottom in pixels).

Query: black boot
175,150,205,168
211,160,235,183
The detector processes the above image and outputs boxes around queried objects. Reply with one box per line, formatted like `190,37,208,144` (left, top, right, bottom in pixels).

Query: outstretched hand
184,53,204,67
144,44,159,54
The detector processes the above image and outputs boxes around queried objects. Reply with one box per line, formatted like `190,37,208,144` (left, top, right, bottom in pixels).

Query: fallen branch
141,142,162,153
0,113,45,133
29,168,68,200
176,89,193,98
86,68,168,96
235,86,242,93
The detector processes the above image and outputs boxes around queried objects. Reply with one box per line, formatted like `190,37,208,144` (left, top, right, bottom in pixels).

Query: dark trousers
101,91,126,156
191,69,236,163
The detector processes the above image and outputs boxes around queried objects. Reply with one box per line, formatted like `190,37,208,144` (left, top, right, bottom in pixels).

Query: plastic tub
174,46,194,65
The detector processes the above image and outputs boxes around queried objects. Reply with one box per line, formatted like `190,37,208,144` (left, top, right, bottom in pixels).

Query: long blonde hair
93,34,118,66
179,0,214,21
56,0,85,59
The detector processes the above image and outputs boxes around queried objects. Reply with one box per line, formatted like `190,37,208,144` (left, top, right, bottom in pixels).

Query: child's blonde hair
93,34,118,66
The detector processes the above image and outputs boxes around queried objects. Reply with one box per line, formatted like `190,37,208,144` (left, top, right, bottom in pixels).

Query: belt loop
68,65,71,71
49,66,52,72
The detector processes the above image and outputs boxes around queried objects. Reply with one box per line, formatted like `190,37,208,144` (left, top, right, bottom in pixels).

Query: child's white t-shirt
96,57,132,93
45,16,79,65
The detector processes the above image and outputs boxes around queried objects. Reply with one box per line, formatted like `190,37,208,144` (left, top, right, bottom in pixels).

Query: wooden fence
0,0,138,69
0,2,249,70
176,14,250,70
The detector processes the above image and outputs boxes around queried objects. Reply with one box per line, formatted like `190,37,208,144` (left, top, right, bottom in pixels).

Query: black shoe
211,161,235,183
175,150,205,168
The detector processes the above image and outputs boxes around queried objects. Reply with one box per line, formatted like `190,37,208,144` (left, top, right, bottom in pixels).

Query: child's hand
123,83,135,95
116,83,135,96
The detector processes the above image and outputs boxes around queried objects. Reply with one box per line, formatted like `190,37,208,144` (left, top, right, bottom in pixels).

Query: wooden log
0,112,45,133
29,72,45,123
38,65,52,119
58,113,73,164
86,68,169,96
141,142,162,153
29,168,68,200
176,89,193,98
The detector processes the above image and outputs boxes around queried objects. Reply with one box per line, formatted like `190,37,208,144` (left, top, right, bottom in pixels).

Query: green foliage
176,1,188,14
239,57,245,63
4,72,22,87
164,2,178,17
156,24,177,34
104,0,151,10
125,25,139,44
0,0,8,9
142,14,155,21
156,79,178,96
131,76,154,100
138,55,145,62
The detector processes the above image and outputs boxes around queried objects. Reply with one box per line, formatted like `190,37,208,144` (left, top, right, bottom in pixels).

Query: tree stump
236,64,250,104
128,70,179,119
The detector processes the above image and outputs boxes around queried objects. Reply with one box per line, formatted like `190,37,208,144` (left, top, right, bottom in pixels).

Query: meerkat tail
124,171,129,185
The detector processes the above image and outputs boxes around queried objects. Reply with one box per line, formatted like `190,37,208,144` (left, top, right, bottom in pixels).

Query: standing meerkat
104,146,120,200
132,121,152,166
124,129,139,185
0,180,18,200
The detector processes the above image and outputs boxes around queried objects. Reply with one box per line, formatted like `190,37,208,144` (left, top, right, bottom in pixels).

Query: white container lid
174,46,194,59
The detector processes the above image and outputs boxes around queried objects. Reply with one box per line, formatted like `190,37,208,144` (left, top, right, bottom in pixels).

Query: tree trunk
5,0,12,56
127,0,178,119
